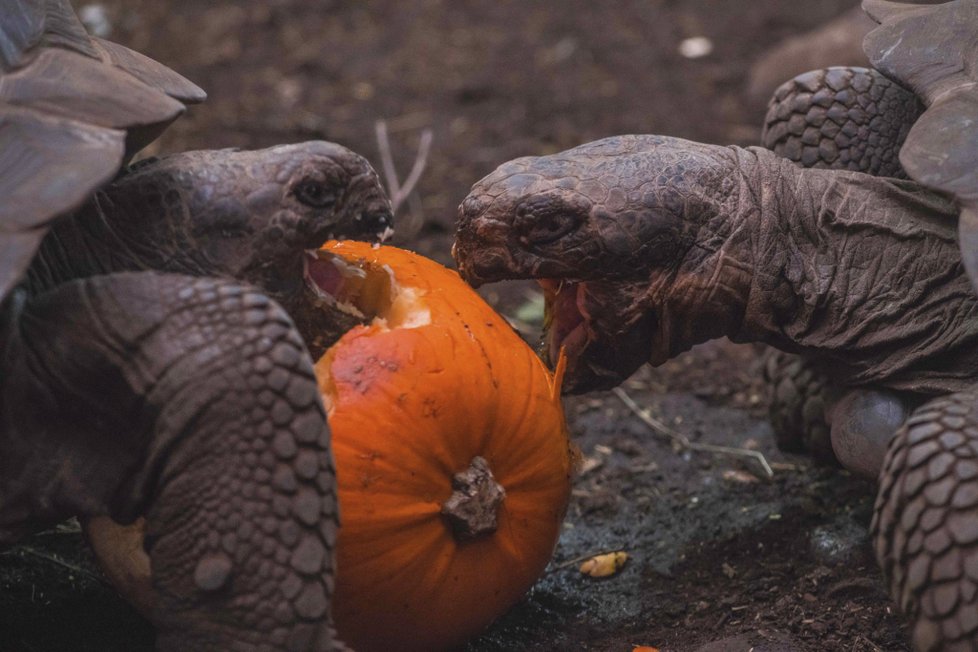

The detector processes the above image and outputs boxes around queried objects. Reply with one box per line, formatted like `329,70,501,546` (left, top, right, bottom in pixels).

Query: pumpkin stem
441,456,506,542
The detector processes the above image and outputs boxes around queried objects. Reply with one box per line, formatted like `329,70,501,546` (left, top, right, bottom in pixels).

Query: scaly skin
873,390,978,651
763,66,921,177
0,140,392,651
454,134,978,395
1,273,338,649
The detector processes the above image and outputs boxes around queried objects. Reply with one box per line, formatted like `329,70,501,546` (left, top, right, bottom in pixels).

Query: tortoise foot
873,390,978,651
763,349,836,464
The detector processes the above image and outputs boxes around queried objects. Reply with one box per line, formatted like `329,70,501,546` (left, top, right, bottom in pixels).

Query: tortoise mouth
539,279,589,368
539,277,660,393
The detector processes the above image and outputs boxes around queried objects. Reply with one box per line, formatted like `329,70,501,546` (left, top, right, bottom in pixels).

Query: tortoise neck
640,145,772,364
672,148,978,391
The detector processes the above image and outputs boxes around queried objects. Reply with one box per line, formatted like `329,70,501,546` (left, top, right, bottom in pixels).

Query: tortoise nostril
360,209,394,235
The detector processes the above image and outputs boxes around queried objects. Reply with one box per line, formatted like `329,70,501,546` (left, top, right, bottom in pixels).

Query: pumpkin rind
319,241,572,652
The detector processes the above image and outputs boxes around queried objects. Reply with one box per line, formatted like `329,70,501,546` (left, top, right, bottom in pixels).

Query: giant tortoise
0,1,392,649
453,1,978,649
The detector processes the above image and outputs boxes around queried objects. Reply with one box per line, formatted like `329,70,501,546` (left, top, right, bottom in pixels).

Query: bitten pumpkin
314,241,573,651
85,242,574,652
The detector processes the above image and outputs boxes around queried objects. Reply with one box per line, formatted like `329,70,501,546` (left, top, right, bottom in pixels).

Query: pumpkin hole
305,250,431,330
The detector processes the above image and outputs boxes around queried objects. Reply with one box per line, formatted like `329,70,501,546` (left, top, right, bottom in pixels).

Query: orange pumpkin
315,241,573,651
85,242,574,651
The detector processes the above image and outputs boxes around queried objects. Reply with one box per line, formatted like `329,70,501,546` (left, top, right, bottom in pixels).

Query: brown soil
0,1,911,650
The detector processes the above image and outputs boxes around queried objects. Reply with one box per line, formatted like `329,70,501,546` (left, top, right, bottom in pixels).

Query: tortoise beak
452,240,483,288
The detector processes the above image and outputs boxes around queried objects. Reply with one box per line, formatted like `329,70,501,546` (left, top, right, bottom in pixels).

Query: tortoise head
98,141,394,354
454,135,735,393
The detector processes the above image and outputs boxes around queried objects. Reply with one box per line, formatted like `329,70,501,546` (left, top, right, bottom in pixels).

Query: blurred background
2,2,913,651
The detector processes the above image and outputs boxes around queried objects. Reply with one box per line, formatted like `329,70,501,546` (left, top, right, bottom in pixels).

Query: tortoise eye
514,198,582,245
294,180,337,208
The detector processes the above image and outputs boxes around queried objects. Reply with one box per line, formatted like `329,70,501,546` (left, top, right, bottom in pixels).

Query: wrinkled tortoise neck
659,146,978,391
636,145,786,362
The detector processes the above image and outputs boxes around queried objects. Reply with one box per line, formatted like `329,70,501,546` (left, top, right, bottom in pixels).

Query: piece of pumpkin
86,242,574,652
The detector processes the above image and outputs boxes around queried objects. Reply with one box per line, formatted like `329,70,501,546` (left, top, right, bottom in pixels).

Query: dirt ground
0,1,912,650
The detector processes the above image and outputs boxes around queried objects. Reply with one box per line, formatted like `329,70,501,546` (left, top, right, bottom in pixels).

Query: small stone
809,516,869,566
677,36,712,59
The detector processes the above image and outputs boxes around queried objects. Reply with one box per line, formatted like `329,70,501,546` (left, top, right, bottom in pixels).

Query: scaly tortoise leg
763,348,911,478
762,66,921,177
0,271,339,651
873,391,978,651
763,348,837,464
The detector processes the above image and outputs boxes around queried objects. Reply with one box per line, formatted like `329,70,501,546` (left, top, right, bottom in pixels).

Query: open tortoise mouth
538,276,662,393
539,279,590,366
